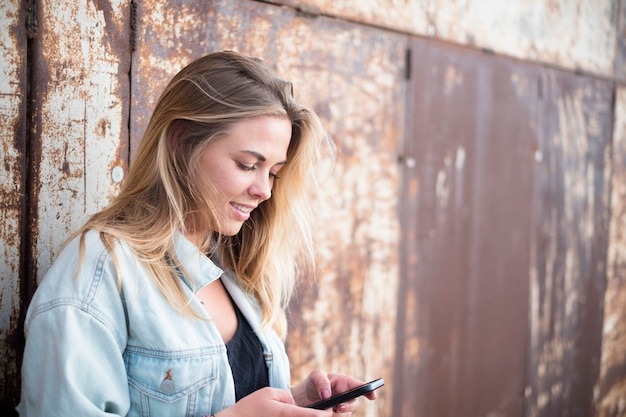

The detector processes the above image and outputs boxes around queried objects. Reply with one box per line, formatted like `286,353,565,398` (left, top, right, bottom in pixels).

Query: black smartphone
305,378,385,410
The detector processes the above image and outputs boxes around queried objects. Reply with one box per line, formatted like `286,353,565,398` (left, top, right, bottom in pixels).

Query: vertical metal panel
0,0,27,409
131,1,405,415
398,38,539,417
617,0,626,81
281,0,620,80
277,23,404,417
31,0,131,281
526,70,613,417
598,86,626,417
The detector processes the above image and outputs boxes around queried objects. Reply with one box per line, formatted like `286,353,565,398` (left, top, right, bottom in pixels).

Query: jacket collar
173,231,223,291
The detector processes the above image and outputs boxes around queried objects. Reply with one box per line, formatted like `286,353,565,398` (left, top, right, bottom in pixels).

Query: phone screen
305,378,385,410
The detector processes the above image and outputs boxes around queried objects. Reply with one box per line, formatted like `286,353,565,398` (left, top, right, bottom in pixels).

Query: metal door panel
398,38,540,417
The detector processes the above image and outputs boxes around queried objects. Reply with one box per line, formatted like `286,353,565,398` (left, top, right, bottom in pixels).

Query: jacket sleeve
19,302,130,416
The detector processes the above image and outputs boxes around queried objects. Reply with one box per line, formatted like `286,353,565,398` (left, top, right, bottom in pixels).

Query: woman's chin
217,222,245,237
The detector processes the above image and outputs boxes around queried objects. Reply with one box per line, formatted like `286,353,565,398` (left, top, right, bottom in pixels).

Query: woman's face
198,116,292,236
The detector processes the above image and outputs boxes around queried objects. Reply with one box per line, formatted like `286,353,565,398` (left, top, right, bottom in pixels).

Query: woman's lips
230,202,255,220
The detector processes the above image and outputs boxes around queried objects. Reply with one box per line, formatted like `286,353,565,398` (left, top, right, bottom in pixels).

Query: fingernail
321,389,331,399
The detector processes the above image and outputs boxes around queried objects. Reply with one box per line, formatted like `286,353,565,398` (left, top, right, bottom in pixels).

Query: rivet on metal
111,165,124,183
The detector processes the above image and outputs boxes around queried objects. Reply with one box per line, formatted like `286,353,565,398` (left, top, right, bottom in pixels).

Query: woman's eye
237,161,280,180
237,162,256,171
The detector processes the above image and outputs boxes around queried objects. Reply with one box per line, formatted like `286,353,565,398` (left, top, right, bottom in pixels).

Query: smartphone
305,378,385,410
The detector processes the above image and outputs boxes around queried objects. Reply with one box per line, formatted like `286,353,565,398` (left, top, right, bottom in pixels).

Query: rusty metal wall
398,35,618,417
1,0,625,415
29,0,131,282
599,86,626,417
0,0,131,411
397,40,540,417
283,0,624,81
618,5,626,80
527,69,614,417
0,0,27,409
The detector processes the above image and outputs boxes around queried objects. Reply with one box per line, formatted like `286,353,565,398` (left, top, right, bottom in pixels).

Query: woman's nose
249,174,272,201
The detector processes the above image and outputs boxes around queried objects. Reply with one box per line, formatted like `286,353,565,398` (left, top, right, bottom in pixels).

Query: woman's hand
215,387,333,417
291,370,378,415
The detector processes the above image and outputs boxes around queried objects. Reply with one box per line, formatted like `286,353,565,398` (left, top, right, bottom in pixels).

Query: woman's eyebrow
242,150,287,165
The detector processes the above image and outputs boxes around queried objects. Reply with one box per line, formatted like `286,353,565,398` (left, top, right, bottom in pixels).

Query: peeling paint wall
30,0,131,279
0,0,27,408
0,0,624,415
283,0,624,81
0,0,130,409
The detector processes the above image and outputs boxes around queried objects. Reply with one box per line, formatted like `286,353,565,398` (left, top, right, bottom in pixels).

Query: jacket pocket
124,345,221,417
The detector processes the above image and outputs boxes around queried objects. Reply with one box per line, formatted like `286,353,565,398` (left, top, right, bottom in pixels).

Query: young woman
18,51,376,416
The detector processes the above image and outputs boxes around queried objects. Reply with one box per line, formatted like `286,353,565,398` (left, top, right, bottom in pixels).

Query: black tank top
225,302,270,401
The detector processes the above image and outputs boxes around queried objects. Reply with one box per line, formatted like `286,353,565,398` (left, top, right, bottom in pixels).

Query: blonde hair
75,51,335,338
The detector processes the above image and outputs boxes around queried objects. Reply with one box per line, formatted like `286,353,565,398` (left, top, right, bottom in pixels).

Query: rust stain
0,0,28,408
96,118,109,137
443,65,463,96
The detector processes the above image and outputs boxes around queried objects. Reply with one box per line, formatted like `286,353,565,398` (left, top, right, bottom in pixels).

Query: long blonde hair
76,51,335,338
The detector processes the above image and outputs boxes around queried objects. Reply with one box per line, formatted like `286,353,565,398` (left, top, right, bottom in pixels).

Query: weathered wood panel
30,0,131,281
526,70,613,417
398,38,539,417
0,0,27,410
596,86,626,417
282,0,621,80
131,1,404,415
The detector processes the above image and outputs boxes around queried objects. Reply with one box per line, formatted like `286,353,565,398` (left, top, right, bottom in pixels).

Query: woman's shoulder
24,230,131,360
28,230,135,313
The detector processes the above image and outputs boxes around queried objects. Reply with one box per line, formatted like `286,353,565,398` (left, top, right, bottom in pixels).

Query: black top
225,301,270,401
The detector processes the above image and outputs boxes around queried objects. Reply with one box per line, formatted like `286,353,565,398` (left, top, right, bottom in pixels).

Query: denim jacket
18,230,292,417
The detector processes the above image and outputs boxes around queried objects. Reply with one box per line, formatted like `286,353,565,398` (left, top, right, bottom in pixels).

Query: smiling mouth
231,202,254,214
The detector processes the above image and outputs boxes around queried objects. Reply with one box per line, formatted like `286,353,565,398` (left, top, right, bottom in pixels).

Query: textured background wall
1,1,624,416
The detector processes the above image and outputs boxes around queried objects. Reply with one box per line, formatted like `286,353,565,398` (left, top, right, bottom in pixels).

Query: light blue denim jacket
18,230,291,417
